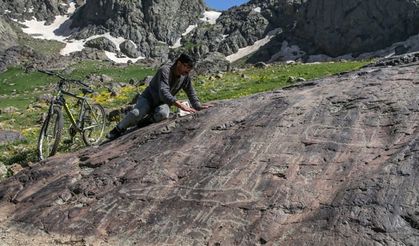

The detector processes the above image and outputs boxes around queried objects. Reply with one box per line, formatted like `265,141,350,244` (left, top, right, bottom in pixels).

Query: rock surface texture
183,0,419,62
294,0,419,56
0,16,17,52
0,0,69,24
70,0,205,58
1,60,419,245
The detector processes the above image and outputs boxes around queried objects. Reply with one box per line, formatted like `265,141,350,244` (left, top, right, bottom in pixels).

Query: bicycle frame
52,89,100,133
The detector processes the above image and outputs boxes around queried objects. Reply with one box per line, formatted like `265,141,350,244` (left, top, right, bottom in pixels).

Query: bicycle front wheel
82,104,106,146
37,106,64,160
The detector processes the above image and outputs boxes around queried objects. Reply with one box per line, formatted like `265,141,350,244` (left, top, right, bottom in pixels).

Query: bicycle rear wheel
37,106,64,160
82,103,106,146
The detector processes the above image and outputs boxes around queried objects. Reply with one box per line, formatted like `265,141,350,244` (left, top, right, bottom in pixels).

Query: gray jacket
142,64,202,109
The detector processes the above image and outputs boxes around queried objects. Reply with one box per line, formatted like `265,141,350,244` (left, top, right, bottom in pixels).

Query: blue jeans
117,96,170,130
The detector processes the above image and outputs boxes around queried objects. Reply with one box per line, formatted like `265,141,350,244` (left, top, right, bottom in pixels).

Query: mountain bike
37,69,106,160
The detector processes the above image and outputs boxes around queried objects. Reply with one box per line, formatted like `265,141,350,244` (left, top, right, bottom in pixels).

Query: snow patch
4,10,11,14
226,28,282,63
183,24,197,36
68,1,77,14
17,9,143,63
170,24,198,49
200,11,222,25
253,7,261,13
20,16,77,42
170,39,182,49
60,33,128,55
269,33,419,63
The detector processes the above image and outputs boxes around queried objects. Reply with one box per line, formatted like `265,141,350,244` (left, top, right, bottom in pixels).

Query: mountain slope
70,0,206,58
183,0,419,63
0,58,418,244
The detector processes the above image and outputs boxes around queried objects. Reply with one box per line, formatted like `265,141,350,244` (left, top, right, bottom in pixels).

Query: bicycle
37,69,106,160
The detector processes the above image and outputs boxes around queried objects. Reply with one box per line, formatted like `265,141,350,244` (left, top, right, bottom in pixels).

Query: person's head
175,53,195,76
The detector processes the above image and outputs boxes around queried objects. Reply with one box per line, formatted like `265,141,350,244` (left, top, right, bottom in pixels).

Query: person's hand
175,101,197,113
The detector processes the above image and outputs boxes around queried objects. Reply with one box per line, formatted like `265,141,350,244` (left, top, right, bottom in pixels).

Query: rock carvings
0,60,419,245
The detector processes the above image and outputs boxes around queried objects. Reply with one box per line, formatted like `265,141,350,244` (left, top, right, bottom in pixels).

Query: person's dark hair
176,53,195,67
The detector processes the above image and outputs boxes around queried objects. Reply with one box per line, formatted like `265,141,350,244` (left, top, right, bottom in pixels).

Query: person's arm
158,67,177,106
182,77,204,110
183,78,214,111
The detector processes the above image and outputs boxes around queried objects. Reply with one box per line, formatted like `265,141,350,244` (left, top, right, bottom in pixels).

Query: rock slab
0,62,419,245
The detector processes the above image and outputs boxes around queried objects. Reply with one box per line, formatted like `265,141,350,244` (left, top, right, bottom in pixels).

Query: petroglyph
1,61,419,245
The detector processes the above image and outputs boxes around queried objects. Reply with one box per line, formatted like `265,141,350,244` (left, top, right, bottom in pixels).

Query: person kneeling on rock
106,53,212,140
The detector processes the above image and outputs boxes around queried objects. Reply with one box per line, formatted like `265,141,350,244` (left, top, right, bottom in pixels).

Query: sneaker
106,126,125,140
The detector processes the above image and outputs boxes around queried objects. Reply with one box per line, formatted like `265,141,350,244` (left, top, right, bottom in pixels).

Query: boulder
84,37,117,52
194,52,230,75
120,40,141,58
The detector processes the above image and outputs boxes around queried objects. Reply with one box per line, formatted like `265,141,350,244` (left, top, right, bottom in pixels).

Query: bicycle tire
82,103,106,146
37,106,64,160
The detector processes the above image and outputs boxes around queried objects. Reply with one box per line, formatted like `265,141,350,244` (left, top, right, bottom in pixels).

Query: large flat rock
0,62,419,245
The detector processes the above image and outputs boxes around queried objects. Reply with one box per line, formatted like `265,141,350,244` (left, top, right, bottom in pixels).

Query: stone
84,37,117,52
254,62,268,68
0,161,7,179
35,94,53,103
9,163,23,175
100,74,113,83
241,74,250,79
120,40,141,58
0,106,18,114
1,56,419,245
0,130,26,144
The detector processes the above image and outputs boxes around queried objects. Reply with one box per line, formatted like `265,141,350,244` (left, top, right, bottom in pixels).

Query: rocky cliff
293,0,419,56
0,0,70,24
0,57,419,245
2,0,419,66
70,0,206,58
0,16,17,52
182,0,419,63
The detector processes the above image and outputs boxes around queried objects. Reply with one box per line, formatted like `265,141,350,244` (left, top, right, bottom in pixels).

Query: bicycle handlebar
38,69,92,89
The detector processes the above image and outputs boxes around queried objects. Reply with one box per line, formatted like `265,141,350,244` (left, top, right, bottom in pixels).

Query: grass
0,59,370,178
183,60,369,102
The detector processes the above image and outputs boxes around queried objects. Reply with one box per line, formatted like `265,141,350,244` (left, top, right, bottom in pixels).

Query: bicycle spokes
82,104,106,146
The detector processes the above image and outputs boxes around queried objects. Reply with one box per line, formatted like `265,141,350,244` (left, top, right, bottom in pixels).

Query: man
106,53,212,140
